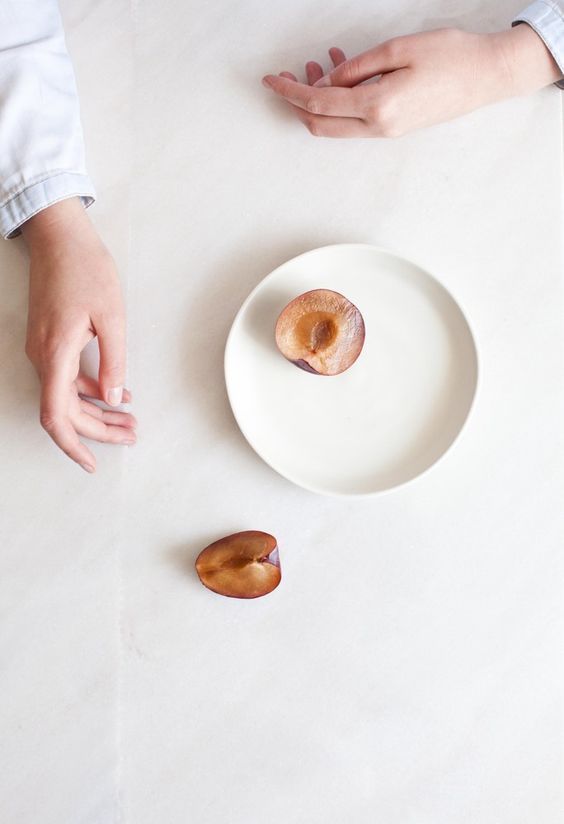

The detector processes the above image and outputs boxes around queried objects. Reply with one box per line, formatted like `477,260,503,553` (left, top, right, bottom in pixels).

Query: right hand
22,198,136,473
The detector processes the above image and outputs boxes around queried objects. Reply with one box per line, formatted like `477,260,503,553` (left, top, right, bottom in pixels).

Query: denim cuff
0,170,96,239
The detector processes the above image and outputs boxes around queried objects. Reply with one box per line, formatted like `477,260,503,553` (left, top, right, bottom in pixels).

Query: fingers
262,74,363,118
278,48,347,89
329,47,347,68
75,373,104,400
292,106,368,137
305,61,324,85
40,358,97,473
95,314,126,407
79,399,137,429
76,372,132,404
314,40,404,88
75,406,137,446
263,46,401,137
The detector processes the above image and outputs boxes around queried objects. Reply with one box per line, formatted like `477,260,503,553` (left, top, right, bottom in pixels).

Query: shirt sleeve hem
0,171,96,239
513,1,564,89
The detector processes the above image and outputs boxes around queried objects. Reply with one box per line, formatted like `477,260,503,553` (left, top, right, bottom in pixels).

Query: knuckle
42,339,64,361
369,97,401,138
99,423,111,441
40,329,80,362
378,115,401,138
36,348,64,374
341,57,361,83
381,124,402,139
442,27,463,40
304,95,323,115
426,28,465,49
304,117,322,137
380,37,402,63
25,339,37,362
39,410,59,432
102,362,124,378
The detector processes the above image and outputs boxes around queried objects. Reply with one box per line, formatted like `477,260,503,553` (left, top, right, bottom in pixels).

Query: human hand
22,198,136,473
262,25,563,138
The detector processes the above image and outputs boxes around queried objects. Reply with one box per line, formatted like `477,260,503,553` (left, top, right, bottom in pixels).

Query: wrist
493,24,563,96
21,197,98,254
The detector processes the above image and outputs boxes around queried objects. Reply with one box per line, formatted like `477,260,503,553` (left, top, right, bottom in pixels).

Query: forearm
0,0,95,239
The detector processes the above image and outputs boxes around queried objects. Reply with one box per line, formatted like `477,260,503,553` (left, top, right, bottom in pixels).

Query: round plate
225,244,478,496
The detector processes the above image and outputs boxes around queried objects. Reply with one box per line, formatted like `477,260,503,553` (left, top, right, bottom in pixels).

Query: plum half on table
195,531,281,599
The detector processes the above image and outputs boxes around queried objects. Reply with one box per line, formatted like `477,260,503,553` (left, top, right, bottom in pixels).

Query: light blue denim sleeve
513,1,564,88
0,1,95,239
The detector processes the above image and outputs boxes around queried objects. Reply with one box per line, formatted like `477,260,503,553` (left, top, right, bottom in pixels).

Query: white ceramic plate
225,244,478,496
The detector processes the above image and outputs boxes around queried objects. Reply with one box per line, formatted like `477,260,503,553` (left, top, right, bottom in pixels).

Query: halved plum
195,531,281,599
275,289,365,375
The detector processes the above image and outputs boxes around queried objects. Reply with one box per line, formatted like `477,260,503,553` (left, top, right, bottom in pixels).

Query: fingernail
81,463,95,474
262,75,273,87
121,436,136,445
108,386,123,406
314,75,331,87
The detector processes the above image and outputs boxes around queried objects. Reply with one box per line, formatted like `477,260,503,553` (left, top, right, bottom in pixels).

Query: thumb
96,314,126,406
314,41,401,88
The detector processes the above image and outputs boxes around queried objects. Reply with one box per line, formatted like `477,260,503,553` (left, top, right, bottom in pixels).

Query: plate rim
224,242,480,497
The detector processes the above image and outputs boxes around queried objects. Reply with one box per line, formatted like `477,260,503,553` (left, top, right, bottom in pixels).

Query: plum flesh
275,289,365,375
195,531,281,599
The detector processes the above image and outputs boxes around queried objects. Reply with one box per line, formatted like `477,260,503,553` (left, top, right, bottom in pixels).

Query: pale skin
22,197,136,473
262,25,563,137
20,22,562,472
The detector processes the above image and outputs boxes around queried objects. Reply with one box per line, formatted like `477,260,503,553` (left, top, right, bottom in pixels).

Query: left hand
261,26,563,138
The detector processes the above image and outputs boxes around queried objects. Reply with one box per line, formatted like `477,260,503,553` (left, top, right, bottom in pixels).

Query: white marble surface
1,1,563,822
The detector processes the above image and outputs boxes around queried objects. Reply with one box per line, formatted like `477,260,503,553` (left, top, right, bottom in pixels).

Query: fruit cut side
195,530,281,599
275,289,365,375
